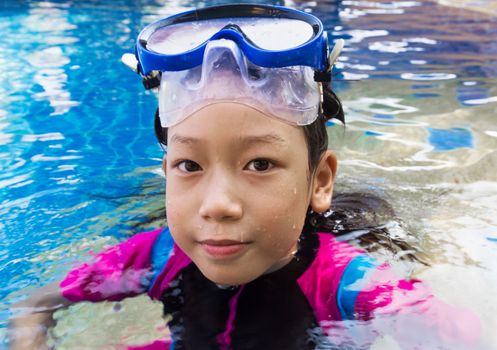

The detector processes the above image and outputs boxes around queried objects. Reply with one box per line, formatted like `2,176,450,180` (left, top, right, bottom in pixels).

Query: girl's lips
200,239,249,258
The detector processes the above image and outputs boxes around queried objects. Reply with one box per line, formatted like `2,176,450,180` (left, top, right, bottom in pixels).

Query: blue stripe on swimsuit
336,254,378,320
149,226,175,290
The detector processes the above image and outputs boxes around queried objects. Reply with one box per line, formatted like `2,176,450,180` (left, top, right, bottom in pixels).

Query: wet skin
164,102,336,286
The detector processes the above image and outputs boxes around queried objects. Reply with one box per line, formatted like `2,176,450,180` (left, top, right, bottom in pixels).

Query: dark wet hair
154,84,344,173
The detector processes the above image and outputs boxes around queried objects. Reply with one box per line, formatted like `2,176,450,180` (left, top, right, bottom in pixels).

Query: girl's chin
207,275,259,287
198,256,295,286
200,267,263,287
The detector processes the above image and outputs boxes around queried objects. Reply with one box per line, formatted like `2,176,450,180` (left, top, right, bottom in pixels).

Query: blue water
1,0,160,296
1,0,497,348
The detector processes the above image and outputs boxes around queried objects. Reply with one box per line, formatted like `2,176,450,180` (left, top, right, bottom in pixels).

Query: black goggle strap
313,37,344,82
142,71,161,90
121,52,161,90
315,38,345,123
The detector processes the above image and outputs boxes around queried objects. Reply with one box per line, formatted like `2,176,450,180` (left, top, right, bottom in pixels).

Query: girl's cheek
165,193,184,224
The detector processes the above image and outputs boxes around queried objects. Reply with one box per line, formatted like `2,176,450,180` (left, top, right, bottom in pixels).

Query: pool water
1,0,496,349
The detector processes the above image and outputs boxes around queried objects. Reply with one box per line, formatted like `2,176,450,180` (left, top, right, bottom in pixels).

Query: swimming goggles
122,4,344,127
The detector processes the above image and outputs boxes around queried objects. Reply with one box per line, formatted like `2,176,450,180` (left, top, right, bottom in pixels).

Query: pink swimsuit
60,227,428,349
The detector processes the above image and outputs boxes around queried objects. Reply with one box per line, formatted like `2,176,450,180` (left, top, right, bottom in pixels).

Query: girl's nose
199,176,243,222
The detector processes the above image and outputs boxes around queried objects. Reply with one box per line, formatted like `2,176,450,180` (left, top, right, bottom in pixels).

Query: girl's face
164,102,335,286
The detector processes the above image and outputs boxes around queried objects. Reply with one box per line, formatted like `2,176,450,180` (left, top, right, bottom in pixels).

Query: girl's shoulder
147,228,192,300
297,231,372,321
60,227,170,302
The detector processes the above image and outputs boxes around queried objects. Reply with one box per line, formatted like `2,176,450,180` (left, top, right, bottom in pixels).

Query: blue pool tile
411,84,437,90
428,127,474,151
412,92,440,98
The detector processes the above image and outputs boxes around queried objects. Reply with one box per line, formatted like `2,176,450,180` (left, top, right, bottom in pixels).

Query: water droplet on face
292,223,297,230
293,188,297,195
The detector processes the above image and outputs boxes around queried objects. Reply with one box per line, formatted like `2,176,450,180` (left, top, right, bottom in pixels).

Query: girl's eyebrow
239,133,287,146
170,134,199,145
170,133,287,146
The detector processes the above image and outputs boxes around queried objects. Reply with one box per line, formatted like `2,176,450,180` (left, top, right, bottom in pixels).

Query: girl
9,4,479,350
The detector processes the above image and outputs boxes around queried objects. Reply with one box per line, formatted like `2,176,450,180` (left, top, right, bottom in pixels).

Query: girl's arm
8,228,167,349
8,281,72,350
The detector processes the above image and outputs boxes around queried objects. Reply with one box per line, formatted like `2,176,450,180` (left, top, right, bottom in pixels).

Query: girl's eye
176,160,201,173
246,159,274,172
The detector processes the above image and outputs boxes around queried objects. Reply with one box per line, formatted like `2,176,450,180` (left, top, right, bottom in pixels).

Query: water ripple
369,40,424,53
464,96,497,105
0,173,33,189
21,133,65,142
401,72,458,80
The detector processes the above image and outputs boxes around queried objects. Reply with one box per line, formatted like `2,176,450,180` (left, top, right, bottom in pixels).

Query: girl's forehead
168,102,306,146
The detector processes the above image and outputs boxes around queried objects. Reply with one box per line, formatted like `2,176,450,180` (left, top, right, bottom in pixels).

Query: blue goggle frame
136,4,329,75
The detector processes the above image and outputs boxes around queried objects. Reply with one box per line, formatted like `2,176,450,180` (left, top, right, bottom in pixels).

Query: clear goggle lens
147,17,315,55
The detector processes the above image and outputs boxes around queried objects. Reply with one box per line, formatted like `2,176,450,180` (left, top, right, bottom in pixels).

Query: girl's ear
310,150,337,213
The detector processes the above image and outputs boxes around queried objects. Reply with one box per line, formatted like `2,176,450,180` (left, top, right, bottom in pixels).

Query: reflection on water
437,0,497,15
23,4,79,115
1,0,497,349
